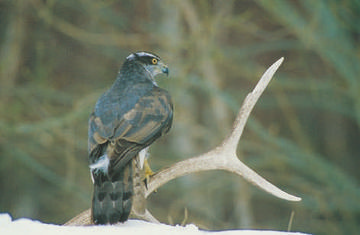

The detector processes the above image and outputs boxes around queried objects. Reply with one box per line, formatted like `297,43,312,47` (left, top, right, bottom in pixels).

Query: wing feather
88,86,173,170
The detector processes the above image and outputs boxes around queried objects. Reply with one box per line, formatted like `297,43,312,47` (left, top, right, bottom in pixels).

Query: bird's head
126,52,169,82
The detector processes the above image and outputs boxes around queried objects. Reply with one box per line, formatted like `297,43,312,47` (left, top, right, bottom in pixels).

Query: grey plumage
88,52,173,224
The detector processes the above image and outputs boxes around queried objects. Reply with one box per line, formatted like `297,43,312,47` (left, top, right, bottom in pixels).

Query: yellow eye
152,58,158,65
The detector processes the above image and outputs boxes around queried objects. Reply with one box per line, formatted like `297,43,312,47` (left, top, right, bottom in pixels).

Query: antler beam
146,57,301,202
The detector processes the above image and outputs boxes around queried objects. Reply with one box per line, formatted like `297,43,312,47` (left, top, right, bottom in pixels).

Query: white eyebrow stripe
126,54,135,59
126,52,160,60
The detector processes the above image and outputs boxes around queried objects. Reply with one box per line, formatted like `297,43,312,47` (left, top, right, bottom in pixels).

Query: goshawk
88,52,173,224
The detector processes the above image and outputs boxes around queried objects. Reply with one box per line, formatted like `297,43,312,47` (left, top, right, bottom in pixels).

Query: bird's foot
143,159,155,190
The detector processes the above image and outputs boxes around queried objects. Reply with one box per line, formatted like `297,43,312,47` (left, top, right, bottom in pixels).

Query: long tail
91,160,133,224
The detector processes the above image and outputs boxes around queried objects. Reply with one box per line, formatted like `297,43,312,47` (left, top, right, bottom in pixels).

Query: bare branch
30,0,145,47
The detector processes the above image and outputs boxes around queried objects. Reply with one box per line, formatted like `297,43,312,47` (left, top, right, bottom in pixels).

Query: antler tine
224,157,301,201
221,57,284,152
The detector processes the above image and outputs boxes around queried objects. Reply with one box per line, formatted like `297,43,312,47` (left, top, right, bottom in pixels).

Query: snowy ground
0,213,309,235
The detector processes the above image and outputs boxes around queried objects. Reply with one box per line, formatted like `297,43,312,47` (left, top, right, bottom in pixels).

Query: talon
144,159,156,192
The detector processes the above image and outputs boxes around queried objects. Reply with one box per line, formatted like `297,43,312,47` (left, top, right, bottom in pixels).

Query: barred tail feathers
91,161,133,224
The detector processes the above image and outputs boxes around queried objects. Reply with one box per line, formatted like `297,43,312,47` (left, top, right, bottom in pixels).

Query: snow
0,213,309,235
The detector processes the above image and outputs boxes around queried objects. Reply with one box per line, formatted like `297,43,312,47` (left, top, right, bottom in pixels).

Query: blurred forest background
0,0,359,234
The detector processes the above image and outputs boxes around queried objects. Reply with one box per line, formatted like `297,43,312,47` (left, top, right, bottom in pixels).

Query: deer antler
64,57,301,226
146,57,300,202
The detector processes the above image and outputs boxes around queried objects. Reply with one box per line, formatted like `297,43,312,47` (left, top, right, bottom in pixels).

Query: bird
88,51,173,225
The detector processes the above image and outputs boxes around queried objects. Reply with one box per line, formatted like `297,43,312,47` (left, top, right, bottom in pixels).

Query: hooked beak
162,66,169,76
